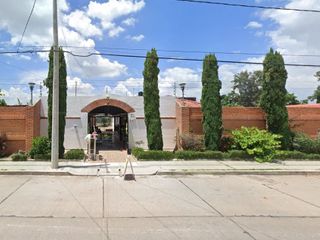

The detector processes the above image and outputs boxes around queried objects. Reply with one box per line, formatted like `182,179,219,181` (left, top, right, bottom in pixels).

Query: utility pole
51,0,59,169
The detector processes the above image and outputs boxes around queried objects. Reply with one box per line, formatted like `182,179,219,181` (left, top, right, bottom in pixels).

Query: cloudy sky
0,0,320,104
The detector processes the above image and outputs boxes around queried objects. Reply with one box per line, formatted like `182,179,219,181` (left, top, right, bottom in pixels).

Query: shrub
274,150,320,160
0,133,7,157
232,127,282,162
29,136,51,159
175,150,224,160
11,151,28,161
132,147,144,158
180,134,204,151
134,150,174,160
64,149,85,160
226,150,252,160
34,154,51,161
293,133,320,154
219,136,234,152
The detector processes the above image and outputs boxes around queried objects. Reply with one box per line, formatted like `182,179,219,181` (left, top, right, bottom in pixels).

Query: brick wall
0,101,41,155
176,100,320,142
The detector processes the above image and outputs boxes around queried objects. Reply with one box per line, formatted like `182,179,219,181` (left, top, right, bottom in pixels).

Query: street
0,174,319,239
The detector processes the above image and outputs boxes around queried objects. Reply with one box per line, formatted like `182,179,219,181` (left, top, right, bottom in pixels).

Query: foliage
260,49,292,149
132,148,174,160
143,48,163,150
293,133,320,154
274,150,320,160
175,150,224,160
0,133,7,157
221,91,240,106
286,93,300,105
29,136,51,159
0,99,6,106
225,150,252,160
232,70,262,107
64,149,85,160
179,134,204,151
308,71,320,103
44,47,67,158
34,154,51,161
219,136,234,152
11,151,28,161
101,117,111,127
201,54,222,150
232,127,282,162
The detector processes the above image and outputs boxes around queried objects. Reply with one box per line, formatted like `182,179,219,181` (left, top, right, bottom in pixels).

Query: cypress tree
143,48,163,150
44,47,67,158
201,54,222,150
260,49,292,149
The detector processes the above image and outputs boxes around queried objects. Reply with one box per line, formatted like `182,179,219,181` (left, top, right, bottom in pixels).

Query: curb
0,171,72,176
156,170,320,176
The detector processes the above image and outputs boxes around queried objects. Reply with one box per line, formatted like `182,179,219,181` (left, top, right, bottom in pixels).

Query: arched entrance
81,98,135,152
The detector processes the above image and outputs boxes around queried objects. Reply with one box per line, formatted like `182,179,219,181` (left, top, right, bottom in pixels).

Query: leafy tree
260,49,292,149
201,54,222,150
44,47,67,158
286,92,300,105
232,70,262,107
308,71,320,103
143,49,163,150
0,89,6,106
221,91,239,106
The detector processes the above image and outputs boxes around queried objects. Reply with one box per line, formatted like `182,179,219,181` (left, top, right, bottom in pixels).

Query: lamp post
179,83,186,99
28,82,36,105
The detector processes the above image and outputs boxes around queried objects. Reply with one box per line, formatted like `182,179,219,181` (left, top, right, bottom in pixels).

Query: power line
17,0,37,51
177,0,320,13
1,49,320,68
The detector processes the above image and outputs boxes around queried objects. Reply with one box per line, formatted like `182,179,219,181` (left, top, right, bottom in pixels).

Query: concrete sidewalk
0,158,320,176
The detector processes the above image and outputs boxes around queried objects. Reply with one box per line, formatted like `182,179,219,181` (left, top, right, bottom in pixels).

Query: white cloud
64,10,102,37
246,21,263,29
128,34,144,42
19,70,48,84
2,87,30,105
122,17,136,26
260,0,320,99
67,76,95,96
87,0,145,37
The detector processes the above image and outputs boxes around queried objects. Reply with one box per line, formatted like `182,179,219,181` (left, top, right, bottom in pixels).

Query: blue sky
0,0,319,104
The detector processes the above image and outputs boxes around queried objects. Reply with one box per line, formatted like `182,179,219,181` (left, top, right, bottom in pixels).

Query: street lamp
179,83,186,99
28,82,36,105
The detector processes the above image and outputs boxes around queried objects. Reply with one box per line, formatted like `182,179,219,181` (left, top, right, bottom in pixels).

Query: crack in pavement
0,177,31,206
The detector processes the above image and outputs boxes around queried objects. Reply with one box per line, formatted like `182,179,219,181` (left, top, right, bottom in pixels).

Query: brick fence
176,99,320,143
0,101,41,155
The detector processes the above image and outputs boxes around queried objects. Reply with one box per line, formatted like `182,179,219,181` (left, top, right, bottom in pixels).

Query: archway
81,98,135,152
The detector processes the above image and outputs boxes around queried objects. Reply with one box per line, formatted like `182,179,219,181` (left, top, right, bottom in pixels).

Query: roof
176,99,200,108
40,94,177,117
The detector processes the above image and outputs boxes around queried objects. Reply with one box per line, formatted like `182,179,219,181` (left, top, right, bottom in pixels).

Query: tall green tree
260,49,292,149
44,47,67,158
201,54,222,150
232,70,262,107
143,49,163,150
308,71,320,103
0,89,6,106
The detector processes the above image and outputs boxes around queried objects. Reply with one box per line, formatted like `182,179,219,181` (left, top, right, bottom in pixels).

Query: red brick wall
176,100,320,141
0,101,41,155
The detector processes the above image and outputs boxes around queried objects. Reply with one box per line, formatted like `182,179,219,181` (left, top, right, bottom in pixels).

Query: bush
133,149,174,160
274,150,320,160
0,133,7,157
232,127,282,162
175,151,224,160
11,151,28,161
64,149,85,160
132,147,144,158
293,133,320,154
225,150,252,160
34,154,51,161
180,134,204,151
29,136,51,159
219,136,234,152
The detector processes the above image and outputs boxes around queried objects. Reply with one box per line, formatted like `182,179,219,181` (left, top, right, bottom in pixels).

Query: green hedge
64,149,85,160
11,151,28,161
131,148,320,161
34,154,51,161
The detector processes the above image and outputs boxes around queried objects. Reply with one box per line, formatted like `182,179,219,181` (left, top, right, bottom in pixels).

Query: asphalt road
0,174,319,239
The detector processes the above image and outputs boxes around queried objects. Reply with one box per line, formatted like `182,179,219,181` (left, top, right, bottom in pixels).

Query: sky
0,0,320,104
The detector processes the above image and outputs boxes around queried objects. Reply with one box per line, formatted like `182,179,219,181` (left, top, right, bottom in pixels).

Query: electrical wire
17,0,37,51
177,0,320,13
